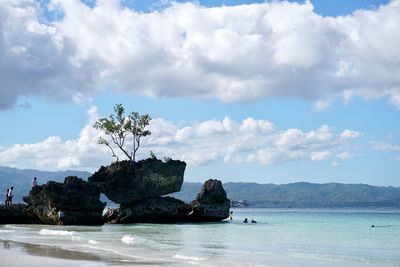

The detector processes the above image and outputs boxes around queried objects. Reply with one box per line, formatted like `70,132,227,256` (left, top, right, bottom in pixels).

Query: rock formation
1,158,230,225
88,159,186,204
0,204,41,224
23,176,105,225
103,179,230,224
117,197,191,223
190,179,231,221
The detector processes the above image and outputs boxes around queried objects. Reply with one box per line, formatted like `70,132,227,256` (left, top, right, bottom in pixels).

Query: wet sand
0,239,164,267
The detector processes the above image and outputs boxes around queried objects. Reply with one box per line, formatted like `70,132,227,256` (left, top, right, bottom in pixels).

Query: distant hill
173,182,400,207
1,166,400,207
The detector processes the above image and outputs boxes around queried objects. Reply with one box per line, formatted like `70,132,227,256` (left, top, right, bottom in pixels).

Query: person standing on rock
8,187,14,205
4,188,9,206
32,177,38,188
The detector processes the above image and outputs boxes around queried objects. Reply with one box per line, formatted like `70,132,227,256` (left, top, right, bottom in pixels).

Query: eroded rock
88,159,186,204
23,176,105,225
190,179,230,221
0,204,41,224
104,179,230,224
115,196,191,223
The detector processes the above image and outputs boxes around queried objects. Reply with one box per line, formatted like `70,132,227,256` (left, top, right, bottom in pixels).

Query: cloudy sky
0,0,399,186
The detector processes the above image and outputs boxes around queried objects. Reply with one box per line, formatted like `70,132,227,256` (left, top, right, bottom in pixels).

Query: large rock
0,204,41,224
190,179,230,221
115,197,192,223
23,176,106,225
104,179,230,224
88,159,186,204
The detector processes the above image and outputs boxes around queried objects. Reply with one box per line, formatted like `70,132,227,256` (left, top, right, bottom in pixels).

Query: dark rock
23,176,106,225
0,204,42,224
190,179,230,221
103,208,119,224
88,159,186,204
115,197,192,223
104,179,230,224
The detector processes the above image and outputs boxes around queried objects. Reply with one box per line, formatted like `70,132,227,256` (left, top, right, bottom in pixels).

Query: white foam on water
5,225,30,230
71,236,81,241
121,235,136,245
0,230,15,233
88,240,99,245
173,254,205,262
38,229,77,236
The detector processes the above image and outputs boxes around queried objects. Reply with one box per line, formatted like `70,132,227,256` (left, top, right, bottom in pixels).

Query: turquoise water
1,208,400,266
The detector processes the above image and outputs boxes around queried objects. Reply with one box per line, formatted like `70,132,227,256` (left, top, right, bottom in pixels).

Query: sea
1,208,400,266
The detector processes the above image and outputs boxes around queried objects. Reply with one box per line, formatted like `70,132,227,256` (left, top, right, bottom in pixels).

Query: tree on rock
93,104,151,162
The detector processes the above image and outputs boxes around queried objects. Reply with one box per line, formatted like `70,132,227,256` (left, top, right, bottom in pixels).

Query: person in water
229,210,233,220
243,218,248,223
251,219,257,223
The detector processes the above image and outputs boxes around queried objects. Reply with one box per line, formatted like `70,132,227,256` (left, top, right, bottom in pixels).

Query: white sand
0,239,163,266
0,248,105,267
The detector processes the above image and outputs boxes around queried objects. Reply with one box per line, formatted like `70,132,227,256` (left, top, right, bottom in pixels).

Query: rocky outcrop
116,197,192,223
190,179,230,221
23,176,106,225
0,204,41,224
104,179,230,224
88,159,186,204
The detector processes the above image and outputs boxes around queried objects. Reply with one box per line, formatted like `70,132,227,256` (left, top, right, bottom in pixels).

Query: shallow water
1,208,400,266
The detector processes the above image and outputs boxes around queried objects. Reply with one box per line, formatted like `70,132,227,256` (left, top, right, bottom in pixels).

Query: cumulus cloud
0,106,362,170
0,0,400,109
340,129,362,139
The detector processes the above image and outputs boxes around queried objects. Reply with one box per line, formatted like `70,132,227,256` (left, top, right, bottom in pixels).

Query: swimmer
243,218,248,223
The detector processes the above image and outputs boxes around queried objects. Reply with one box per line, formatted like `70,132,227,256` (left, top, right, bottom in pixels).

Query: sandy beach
0,239,162,267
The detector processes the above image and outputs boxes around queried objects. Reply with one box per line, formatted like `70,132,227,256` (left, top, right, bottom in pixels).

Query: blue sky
0,0,399,186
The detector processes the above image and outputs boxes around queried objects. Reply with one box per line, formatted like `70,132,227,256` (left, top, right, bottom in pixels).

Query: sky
0,0,399,186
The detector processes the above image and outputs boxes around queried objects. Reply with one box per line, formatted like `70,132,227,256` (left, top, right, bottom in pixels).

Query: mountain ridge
1,166,399,207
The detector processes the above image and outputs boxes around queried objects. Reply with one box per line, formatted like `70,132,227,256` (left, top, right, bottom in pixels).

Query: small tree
93,104,152,162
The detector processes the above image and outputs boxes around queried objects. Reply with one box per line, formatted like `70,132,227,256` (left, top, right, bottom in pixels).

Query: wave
5,225,30,230
0,230,15,233
38,229,77,236
121,235,136,245
173,254,205,262
88,240,99,245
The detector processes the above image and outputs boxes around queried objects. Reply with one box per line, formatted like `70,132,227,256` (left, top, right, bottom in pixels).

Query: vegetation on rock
93,104,151,162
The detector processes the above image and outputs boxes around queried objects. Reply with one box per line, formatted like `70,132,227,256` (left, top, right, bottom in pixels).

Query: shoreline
0,239,167,267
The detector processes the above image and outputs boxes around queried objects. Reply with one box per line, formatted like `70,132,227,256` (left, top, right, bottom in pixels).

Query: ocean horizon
1,207,399,267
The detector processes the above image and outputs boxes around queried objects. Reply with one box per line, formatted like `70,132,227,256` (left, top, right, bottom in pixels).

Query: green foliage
150,150,157,159
93,104,152,162
163,157,172,163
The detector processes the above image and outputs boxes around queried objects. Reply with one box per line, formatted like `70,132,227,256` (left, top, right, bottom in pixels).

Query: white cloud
310,150,331,161
1,1,400,109
0,106,363,170
340,129,362,139
313,99,332,112
373,142,400,152
336,151,356,160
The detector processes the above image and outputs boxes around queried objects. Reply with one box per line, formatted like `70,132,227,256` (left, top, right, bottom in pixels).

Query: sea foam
0,230,15,233
39,229,77,236
121,235,136,245
173,254,205,262
88,240,99,245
